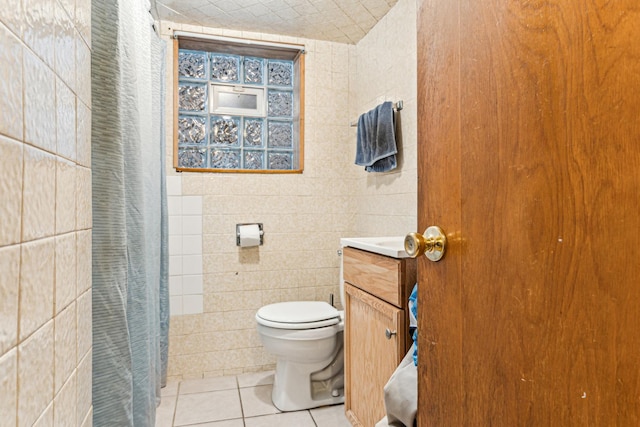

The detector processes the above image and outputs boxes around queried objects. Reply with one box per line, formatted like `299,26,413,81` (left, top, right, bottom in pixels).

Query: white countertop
340,236,410,259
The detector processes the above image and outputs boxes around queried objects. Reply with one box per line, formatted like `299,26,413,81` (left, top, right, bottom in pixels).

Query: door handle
385,328,397,339
404,226,447,261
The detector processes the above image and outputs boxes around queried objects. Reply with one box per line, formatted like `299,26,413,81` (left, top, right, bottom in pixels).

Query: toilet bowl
255,301,345,411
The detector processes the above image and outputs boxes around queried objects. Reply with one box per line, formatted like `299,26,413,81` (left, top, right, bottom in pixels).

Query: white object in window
210,84,265,117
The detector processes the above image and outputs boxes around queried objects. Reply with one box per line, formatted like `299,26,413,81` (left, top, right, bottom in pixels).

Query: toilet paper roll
238,224,261,247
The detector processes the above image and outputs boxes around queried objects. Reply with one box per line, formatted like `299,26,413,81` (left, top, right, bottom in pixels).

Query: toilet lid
256,301,340,329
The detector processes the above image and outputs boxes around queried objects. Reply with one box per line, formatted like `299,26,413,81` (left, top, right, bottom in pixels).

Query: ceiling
151,0,399,44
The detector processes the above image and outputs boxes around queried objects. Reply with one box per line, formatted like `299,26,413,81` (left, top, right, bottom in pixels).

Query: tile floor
155,371,352,427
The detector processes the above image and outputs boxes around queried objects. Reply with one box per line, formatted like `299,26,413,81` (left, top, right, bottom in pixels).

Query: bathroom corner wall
160,23,354,379
159,0,417,381
0,0,93,425
349,0,418,236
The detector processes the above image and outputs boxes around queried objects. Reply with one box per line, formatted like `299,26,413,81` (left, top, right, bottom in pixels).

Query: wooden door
417,0,640,425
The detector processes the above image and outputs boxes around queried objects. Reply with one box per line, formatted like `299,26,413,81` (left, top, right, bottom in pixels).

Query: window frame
172,34,305,174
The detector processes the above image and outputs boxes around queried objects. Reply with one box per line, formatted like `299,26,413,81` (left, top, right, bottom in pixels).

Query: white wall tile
23,51,57,153
19,238,55,341
183,255,203,275
182,216,202,235
79,408,92,427
167,176,182,196
32,403,53,427
0,135,23,247
169,216,183,235
75,230,92,296
18,321,54,427
168,196,183,215
1,0,92,420
53,373,76,427
54,303,76,392
182,196,202,215
75,100,91,168
183,295,203,315
76,289,92,360
169,255,183,276
24,0,55,67
183,275,203,295
0,0,24,37
169,276,183,296
169,234,183,256
75,351,92,425
74,35,91,107
0,24,23,142
0,246,20,356
22,146,56,241
75,0,91,46
54,3,76,93
182,235,202,255
55,233,77,314
75,166,92,230
0,348,17,426
55,159,77,235
56,80,76,161
170,296,184,316
58,0,74,21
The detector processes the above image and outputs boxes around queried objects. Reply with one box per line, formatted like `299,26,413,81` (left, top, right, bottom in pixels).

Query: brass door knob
404,226,447,261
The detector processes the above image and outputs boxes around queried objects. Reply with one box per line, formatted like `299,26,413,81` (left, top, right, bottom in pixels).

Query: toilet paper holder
236,223,264,246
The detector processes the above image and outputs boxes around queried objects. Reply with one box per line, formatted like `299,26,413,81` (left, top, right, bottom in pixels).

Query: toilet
255,301,344,411
255,259,346,411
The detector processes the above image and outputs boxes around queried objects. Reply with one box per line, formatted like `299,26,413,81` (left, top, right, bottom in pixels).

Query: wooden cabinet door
345,283,405,427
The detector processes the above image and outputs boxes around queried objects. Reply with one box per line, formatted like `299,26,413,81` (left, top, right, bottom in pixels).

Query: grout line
235,374,247,425
309,409,319,427
170,381,181,427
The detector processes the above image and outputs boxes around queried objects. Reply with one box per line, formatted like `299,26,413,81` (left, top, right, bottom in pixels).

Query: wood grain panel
342,247,414,308
417,0,640,425
417,0,464,425
345,283,404,427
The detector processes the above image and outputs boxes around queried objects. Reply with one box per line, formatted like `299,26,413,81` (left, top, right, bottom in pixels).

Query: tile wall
0,0,93,425
167,175,205,316
159,0,417,380
348,0,418,237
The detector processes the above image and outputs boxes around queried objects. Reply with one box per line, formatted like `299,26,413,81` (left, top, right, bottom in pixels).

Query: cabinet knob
385,328,397,339
404,226,447,261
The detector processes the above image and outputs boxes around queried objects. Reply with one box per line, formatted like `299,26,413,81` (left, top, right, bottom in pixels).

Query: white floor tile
156,395,178,427
161,380,179,397
155,395,177,427
237,371,274,388
244,411,316,427
180,376,237,394
184,420,245,427
310,404,351,427
174,390,242,426
240,385,280,418
155,372,340,427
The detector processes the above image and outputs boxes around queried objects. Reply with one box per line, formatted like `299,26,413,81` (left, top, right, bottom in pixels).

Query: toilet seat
256,301,340,330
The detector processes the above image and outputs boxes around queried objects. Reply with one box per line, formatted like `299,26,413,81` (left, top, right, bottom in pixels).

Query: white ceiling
151,0,399,44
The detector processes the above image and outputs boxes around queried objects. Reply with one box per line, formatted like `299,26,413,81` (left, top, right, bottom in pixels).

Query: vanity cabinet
343,247,416,427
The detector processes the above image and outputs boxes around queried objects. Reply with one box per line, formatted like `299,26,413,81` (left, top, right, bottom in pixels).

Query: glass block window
175,42,303,173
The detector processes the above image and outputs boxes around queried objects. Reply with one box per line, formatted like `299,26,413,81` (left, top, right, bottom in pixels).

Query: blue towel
355,101,397,172
409,284,418,366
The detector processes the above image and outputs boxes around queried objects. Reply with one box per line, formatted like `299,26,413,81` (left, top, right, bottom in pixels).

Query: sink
340,236,409,258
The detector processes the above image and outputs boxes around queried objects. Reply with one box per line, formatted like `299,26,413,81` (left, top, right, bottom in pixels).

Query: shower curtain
92,0,169,425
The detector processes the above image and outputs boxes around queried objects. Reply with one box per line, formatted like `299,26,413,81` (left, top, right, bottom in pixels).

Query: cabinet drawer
343,247,411,307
